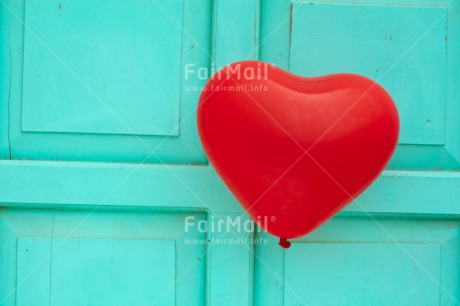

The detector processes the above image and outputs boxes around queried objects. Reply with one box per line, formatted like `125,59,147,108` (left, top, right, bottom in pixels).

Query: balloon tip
279,238,291,249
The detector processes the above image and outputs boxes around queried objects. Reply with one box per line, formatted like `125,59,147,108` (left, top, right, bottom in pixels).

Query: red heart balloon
197,60,399,248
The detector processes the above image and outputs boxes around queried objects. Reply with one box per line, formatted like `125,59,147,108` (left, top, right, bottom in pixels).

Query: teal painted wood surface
255,217,460,305
0,3,10,159
1,0,460,305
3,0,211,164
23,0,183,136
1,1,256,305
18,238,176,305
258,0,460,304
1,209,207,305
261,0,460,170
290,3,447,145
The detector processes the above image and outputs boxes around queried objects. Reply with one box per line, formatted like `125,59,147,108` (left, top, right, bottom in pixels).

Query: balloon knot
278,238,291,249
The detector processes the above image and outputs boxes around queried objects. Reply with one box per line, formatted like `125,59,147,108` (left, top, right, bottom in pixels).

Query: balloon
197,61,399,248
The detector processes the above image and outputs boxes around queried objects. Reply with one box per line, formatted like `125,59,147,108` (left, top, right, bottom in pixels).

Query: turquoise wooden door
256,0,460,305
0,0,253,305
1,0,459,305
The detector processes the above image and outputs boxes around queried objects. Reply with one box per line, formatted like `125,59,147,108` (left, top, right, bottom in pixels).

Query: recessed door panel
5,0,212,164
260,0,460,169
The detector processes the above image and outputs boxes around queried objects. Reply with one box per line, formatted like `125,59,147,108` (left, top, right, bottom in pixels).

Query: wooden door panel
258,1,460,305
289,3,447,146
255,217,460,306
4,0,212,164
18,238,176,306
0,208,207,306
0,1,258,305
22,0,182,137
260,0,460,170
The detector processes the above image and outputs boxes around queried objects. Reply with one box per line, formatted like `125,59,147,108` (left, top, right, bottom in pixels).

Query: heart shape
197,61,399,247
